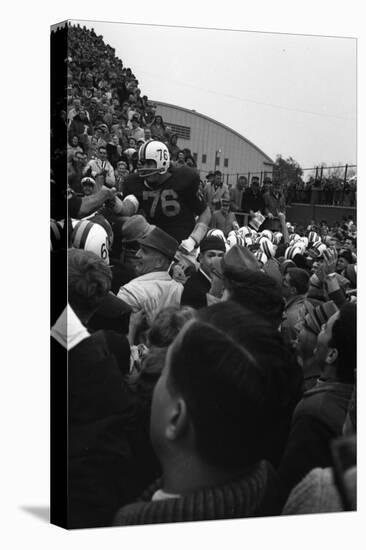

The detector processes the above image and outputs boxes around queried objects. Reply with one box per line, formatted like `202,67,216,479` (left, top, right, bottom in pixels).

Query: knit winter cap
200,235,226,254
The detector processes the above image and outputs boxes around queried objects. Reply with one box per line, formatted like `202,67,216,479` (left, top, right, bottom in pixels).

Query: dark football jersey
124,166,207,242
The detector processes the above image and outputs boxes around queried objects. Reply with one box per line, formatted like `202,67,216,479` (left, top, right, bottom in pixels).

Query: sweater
113,460,285,526
278,379,354,495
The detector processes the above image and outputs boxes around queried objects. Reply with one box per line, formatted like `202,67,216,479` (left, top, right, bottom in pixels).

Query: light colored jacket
83,158,116,188
117,271,183,325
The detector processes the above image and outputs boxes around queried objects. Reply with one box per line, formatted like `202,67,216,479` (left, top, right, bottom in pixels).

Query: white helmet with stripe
255,249,268,265
289,233,301,243
312,241,327,257
285,245,303,260
259,237,275,259
308,231,321,245
71,220,109,264
260,229,274,242
137,140,170,178
227,232,246,248
237,226,252,238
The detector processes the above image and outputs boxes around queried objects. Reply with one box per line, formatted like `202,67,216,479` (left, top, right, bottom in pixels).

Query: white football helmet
137,140,170,178
71,220,110,265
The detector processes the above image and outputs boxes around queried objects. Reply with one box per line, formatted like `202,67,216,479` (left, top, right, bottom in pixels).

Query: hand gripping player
122,140,211,252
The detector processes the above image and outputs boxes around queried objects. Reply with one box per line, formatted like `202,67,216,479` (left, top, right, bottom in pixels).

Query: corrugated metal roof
154,100,274,165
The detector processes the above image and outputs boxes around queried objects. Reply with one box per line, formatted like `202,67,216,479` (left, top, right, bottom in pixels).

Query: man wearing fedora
117,225,183,338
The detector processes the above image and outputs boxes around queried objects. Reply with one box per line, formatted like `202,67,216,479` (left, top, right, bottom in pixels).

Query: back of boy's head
167,301,301,470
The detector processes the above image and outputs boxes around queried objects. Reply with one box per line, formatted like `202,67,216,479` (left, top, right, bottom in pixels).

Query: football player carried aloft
122,140,211,252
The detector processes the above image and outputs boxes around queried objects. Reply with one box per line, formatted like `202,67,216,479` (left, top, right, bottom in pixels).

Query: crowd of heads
55,24,199,201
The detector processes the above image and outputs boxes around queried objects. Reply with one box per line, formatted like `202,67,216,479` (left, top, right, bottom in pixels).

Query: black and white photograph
50,17,357,530
3,2,363,548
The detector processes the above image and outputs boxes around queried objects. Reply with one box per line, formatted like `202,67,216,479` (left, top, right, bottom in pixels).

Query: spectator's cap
222,244,261,280
81,176,96,187
121,215,152,243
214,170,222,177
138,226,179,260
303,300,339,335
206,171,215,180
221,198,230,206
98,123,108,131
137,138,145,144
200,235,226,254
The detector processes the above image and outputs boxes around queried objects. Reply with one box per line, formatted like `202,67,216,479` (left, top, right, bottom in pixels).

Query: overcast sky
75,19,356,171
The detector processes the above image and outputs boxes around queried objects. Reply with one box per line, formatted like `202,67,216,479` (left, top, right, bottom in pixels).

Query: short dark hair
147,306,196,348
226,269,284,328
167,301,301,469
68,249,112,318
344,236,356,246
287,267,310,295
339,249,354,264
331,302,356,384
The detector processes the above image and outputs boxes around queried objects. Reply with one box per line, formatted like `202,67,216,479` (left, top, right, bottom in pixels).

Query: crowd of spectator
51,24,357,530
281,175,356,207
